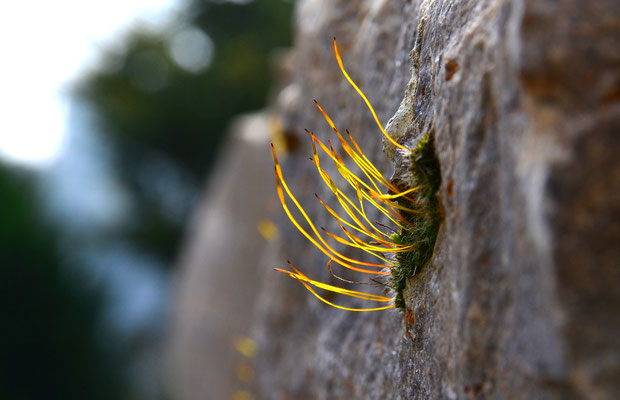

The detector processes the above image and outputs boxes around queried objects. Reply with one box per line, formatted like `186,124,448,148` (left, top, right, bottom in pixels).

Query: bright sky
0,0,182,167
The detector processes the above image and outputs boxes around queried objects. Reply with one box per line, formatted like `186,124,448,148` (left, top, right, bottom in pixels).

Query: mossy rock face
390,133,441,310
190,1,620,398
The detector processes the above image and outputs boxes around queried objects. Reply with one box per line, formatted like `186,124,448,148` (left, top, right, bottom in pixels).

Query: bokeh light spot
168,27,214,73
234,336,258,358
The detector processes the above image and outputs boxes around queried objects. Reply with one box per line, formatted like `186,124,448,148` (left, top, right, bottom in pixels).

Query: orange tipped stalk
272,145,389,274
314,192,392,246
272,130,415,309
307,128,416,228
320,225,396,266
270,40,428,312
271,129,418,310
275,263,395,312
312,102,420,206
309,155,393,239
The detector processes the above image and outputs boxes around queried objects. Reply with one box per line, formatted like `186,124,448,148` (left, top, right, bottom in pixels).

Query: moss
389,133,441,309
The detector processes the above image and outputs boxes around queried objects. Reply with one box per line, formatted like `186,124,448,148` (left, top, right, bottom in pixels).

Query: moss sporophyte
271,38,440,312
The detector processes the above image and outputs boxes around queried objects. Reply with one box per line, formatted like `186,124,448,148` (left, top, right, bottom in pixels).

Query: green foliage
0,168,127,399
77,0,293,178
74,0,293,265
389,134,441,309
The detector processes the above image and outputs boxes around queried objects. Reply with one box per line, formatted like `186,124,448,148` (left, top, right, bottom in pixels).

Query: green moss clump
389,133,441,309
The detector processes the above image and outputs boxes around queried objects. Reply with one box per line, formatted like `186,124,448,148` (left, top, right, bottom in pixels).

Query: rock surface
169,0,620,398
168,113,278,400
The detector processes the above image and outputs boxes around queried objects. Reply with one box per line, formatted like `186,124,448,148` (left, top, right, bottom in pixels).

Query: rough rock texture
169,0,620,398
168,113,278,400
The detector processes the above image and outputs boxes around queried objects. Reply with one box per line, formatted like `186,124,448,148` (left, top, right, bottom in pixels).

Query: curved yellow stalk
274,168,387,273
272,146,389,274
324,139,419,217
314,192,396,247
310,105,420,208
308,130,403,228
279,264,390,301
312,102,385,193
310,155,391,239
320,226,396,266
275,264,395,312
332,37,409,152
371,186,421,200
311,152,409,232
270,39,432,313
325,222,415,254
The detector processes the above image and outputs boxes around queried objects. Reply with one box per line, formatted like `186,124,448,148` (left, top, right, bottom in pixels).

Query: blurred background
0,0,292,398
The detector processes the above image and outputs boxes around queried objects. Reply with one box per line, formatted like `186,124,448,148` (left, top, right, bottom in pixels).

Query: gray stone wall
169,0,620,398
